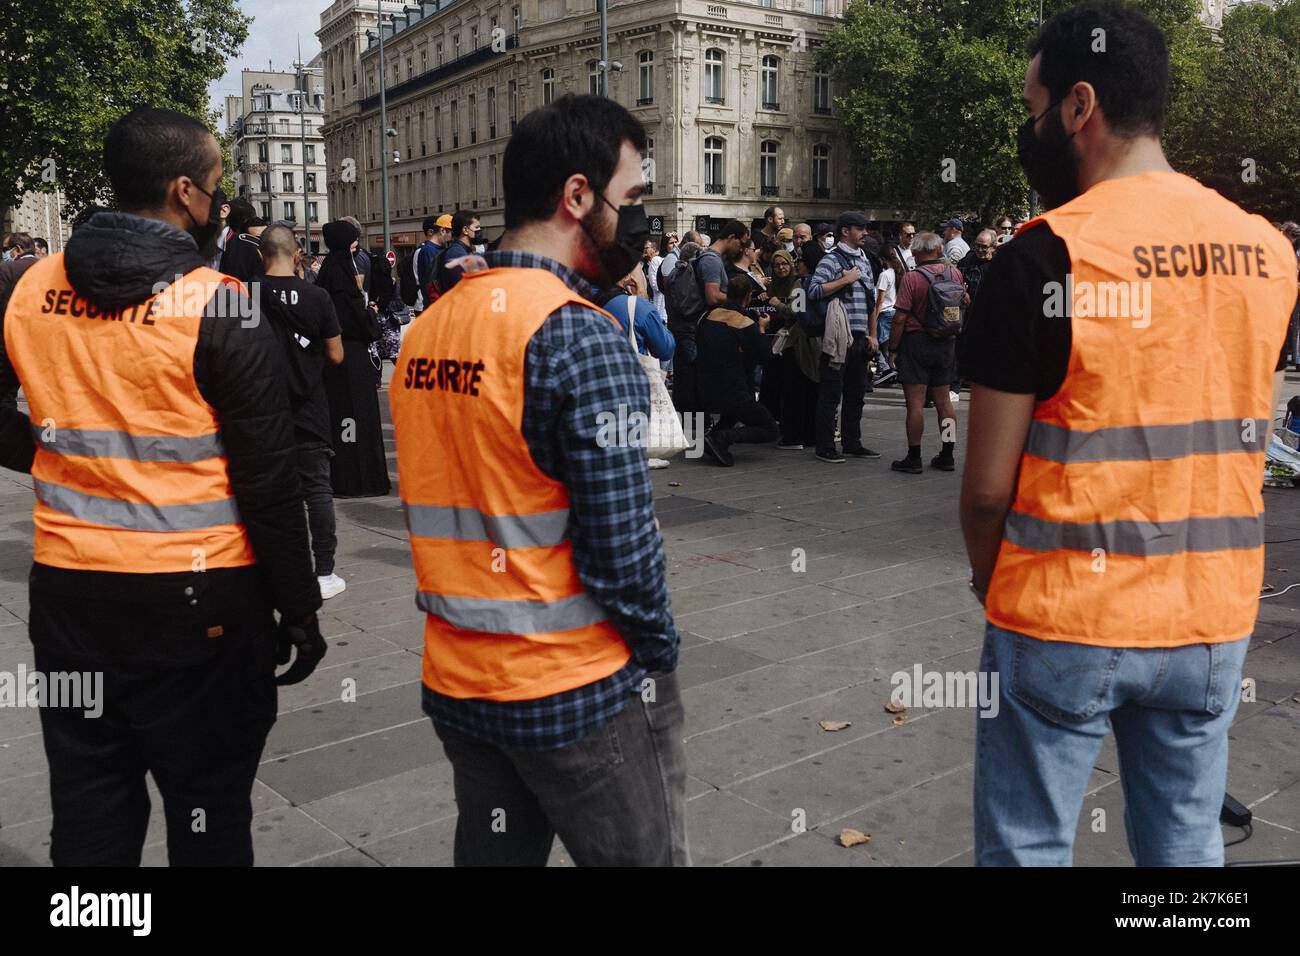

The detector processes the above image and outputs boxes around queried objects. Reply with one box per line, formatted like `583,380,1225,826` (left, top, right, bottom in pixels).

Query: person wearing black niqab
318,220,391,497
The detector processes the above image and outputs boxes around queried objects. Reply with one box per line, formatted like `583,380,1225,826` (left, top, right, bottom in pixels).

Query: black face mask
1016,96,1081,211
578,191,650,287
184,182,226,259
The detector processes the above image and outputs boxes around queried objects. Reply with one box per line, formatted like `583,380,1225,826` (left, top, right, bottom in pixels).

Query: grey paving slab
723,829,869,867
685,789,792,867
275,650,417,713
1223,701,1300,804
267,681,426,759
301,762,456,846
675,583,866,641
676,641,774,692
257,719,443,806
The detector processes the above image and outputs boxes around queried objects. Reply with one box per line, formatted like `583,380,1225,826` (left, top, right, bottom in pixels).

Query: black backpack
913,264,966,337
663,256,710,335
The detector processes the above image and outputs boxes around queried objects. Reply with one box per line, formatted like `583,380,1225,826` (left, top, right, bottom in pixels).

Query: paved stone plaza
2,376,1298,867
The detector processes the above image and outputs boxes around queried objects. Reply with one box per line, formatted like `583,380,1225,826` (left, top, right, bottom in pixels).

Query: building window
451,99,458,148
759,0,773,6
283,201,296,221
259,172,270,192
281,144,293,163
542,68,555,105
760,141,778,196
306,172,317,191
434,106,441,151
421,49,427,73
704,136,725,194
470,158,478,208
508,79,518,130
469,94,477,143
812,144,830,198
513,4,521,32
704,48,724,104
488,88,497,137
638,51,654,105
419,111,426,154
490,153,498,205
761,55,780,110
453,33,460,59
813,0,827,12
305,144,316,164
644,137,655,195
405,116,412,158
260,202,271,220
814,72,831,113
406,56,413,78
309,201,319,222
589,63,600,95
436,42,443,65
257,141,268,162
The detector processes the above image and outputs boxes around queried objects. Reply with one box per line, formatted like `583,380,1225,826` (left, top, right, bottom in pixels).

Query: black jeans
29,582,278,866
432,670,689,866
298,440,337,577
710,396,780,450
815,344,870,454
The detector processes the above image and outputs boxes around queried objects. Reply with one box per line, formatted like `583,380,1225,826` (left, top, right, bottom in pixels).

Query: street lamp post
1029,0,1044,219
295,45,323,255
377,1,393,259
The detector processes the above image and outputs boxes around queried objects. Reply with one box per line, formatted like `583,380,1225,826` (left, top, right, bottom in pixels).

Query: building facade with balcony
318,0,875,251
225,65,331,252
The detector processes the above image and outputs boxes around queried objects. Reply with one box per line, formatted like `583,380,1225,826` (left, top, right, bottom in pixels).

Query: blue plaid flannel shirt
807,243,876,333
421,250,679,750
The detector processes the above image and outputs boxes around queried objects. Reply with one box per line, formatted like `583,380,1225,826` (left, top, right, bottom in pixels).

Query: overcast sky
209,0,327,113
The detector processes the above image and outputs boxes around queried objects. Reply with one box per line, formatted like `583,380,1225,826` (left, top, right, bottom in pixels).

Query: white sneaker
648,458,670,469
318,573,346,600
949,391,961,403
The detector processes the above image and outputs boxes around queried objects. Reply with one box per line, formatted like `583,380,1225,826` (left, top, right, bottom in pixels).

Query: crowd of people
630,205,1038,472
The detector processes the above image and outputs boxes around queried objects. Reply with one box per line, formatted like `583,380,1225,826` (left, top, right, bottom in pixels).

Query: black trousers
670,335,700,413
779,355,819,446
709,395,780,448
30,581,278,866
815,345,871,454
298,440,337,577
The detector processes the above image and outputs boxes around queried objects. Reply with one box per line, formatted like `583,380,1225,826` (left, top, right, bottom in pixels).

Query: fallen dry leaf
819,719,852,732
892,716,906,726
884,699,907,714
668,482,681,487
838,828,871,848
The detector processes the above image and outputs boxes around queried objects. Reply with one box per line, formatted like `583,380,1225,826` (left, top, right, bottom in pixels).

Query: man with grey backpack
887,231,969,473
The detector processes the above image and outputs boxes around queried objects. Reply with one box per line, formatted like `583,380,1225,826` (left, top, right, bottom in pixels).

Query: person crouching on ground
698,274,778,466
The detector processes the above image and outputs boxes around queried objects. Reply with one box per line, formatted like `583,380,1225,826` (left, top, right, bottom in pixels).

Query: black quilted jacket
0,212,321,621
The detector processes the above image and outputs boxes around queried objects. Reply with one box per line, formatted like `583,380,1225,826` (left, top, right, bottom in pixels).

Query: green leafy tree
820,0,1300,226
0,0,250,222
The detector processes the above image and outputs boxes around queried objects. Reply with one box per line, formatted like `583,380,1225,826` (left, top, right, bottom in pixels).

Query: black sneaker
873,369,899,387
703,434,735,467
923,398,935,409
891,457,923,474
929,455,956,472
844,446,882,459
815,449,846,464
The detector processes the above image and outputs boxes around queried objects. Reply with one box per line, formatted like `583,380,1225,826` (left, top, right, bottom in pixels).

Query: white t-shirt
900,246,916,270
876,267,897,312
944,236,970,264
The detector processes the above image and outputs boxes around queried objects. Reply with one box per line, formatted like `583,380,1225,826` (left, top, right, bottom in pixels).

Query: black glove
275,613,327,686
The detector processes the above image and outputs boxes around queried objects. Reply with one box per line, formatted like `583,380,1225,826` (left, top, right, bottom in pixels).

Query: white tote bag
625,297,688,460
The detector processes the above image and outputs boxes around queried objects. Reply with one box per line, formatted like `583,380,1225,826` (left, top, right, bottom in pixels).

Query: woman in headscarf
318,220,391,497
771,247,819,449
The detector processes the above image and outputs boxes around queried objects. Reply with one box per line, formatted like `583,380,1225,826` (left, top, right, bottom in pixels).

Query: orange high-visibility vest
3,256,255,573
389,265,632,701
988,172,1297,647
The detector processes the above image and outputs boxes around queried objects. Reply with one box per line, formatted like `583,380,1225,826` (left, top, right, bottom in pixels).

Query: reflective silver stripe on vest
32,426,225,463
416,591,607,635
1025,418,1269,463
34,479,241,532
403,503,570,549
1004,511,1264,556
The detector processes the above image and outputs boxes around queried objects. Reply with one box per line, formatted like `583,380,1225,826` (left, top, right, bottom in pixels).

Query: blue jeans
974,623,1248,866
875,309,895,371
